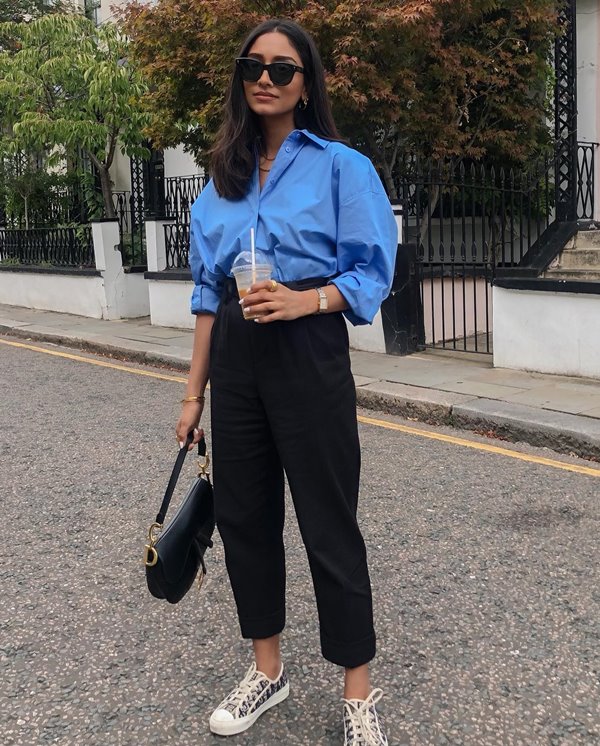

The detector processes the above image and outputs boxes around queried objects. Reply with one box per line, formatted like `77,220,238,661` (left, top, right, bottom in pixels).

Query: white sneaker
209,662,289,736
343,688,388,745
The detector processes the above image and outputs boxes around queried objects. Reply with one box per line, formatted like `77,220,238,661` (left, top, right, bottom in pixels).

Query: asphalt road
1,338,600,746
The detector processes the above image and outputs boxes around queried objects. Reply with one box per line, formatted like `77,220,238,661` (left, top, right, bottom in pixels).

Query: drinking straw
250,227,256,283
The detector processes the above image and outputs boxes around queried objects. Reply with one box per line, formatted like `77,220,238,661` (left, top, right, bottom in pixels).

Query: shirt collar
295,129,330,149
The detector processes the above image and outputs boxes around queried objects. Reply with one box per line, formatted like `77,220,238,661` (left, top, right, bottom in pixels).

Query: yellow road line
358,414,600,478
3,336,600,477
0,338,188,384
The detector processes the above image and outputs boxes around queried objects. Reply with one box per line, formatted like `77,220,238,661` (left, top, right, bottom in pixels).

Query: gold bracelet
181,395,205,403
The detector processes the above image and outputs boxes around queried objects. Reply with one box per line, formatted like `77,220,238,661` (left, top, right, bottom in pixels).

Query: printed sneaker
209,662,289,736
343,688,388,745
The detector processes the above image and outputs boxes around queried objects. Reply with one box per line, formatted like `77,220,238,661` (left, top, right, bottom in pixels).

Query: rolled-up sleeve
331,167,398,325
189,200,222,315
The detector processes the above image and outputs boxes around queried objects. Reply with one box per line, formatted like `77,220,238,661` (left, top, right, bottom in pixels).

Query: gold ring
268,279,278,292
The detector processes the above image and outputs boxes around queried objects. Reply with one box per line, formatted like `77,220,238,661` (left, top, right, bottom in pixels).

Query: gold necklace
258,141,277,161
259,165,271,173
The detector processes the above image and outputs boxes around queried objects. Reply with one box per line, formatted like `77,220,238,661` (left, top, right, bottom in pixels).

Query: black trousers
209,279,376,668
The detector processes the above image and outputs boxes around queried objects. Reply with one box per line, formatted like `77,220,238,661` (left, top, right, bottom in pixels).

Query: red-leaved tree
120,0,560,199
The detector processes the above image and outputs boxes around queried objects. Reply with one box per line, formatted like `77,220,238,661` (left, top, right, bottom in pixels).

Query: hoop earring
298,96,309,110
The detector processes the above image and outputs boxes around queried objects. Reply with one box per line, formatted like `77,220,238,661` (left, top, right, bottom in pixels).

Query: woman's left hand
240,280,316,322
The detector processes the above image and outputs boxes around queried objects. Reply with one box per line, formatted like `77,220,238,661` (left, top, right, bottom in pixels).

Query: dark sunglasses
235,57,305,86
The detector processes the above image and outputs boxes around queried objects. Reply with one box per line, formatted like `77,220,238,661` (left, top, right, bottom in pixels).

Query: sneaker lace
218,664,269,717
343,688,386,745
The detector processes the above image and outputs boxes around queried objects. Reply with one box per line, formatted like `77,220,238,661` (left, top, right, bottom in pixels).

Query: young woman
175,18,397,746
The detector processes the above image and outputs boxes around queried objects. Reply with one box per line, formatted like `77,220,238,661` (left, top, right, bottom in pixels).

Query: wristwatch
315,287,328,314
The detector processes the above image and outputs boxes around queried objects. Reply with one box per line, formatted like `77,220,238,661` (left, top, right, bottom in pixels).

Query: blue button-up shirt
189,129,398,325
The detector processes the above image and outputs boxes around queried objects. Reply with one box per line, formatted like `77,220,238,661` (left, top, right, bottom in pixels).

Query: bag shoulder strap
155,434,206,525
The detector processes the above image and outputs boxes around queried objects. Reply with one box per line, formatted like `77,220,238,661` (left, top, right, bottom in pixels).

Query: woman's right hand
175,400,205,450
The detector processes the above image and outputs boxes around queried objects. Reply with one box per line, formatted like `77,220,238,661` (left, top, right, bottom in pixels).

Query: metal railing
400,155,557,267
396,142,595,354
112,191,131,236
111,190,147,267
577,142,597,220
163,175,206,269
0,226,95,267
165,223,191,269
165,175,206,225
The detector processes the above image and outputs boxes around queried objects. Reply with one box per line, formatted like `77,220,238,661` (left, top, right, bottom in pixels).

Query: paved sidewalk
2,303,600,459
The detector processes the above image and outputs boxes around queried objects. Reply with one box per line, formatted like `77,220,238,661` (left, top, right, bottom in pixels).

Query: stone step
574,229,600,249
559,247,600,269
543,267,600,282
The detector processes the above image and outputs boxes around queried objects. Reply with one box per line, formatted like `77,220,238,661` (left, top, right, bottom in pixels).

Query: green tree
0,0,53,24
1,154,47,229
0,152,96,229
0,0,73,51
0,14,150,217
120,0,560,199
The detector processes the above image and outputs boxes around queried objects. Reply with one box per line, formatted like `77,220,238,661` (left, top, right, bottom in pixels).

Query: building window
83,0,99,25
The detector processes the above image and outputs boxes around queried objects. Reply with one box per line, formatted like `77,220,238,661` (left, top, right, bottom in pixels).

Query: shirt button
285,146,291,153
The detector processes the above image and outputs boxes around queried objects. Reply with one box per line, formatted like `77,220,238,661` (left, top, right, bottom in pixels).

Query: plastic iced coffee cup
232,250,272,320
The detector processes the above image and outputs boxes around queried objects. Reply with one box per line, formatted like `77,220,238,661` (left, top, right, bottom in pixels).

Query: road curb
356,385,455,426
451,400,600,462
3,323,600,462
357,383,600,462
0,324,192,372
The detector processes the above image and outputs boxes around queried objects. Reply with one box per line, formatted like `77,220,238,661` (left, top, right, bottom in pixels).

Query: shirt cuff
191,284,221,315
331,275,378,326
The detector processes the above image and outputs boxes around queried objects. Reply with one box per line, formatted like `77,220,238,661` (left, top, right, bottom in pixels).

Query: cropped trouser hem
239,608,286,641
321,632,377,669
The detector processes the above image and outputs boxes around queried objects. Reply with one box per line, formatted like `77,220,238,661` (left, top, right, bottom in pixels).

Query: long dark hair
210,19,341,199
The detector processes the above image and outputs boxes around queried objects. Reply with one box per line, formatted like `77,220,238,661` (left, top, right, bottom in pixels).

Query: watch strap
316,287,327,314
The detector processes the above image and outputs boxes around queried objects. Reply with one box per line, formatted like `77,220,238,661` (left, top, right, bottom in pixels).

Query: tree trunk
363,129,399,202
98,165,116,220
419,183,440,245
380,159,398,202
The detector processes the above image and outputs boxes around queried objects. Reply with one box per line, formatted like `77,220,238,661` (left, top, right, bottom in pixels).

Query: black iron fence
106,156,148,267
165,223,191,269
113,191,131,236
164,175,206,269
0,226,95,267
577,142,597,220
1,138,594,342
165,175,206,225
397,142,596,353
0,169,202,270
0,164,95,268
128,155,147,267
112,189,146,266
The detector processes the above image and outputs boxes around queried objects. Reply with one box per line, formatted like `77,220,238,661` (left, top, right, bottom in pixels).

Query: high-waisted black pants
209,279,376,668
